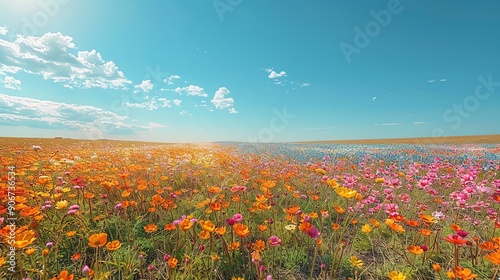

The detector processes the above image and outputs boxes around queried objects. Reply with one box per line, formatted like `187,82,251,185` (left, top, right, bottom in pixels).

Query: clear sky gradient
0,0,499,142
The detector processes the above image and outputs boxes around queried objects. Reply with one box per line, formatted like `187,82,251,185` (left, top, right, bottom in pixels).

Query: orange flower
208,186,222,194
199,230,210,240
405,220,420,227
66,231,76,237
11,229,36,249
70,252,81,261
327,179,339,188
144,224,158,233
106,240,122,251
164,223,176,231
419,229,432,236
19,206,40,217
479,241,499,251
167,257,178,268
199,220,216,233
333,205,345,214
284,205,300,215
369,219,380,228
252,240,266,252
485,249,500,265
228,241,240,250
88,233,108,248
331,223,341,230
450,224,461,231
432,263,441,272
407,245,424,255
25,248,36,256
258,224,268,231
452,266,477,279
233,223,250,238
418,214,437,224
299,222,312,232
215,227,226,236
51,270,74,280
209,202,222,211
179,219,194,231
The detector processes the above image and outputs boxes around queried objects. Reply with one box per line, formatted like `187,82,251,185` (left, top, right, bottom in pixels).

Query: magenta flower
268,236,281,247
307,226,320,238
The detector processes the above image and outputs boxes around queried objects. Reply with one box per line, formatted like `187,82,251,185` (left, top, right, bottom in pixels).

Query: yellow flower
350,256,363,268
387,270,406,280
334,186,357,199
0,257,6,266
361,224,372,234
199,220,216,233
55,200,69,210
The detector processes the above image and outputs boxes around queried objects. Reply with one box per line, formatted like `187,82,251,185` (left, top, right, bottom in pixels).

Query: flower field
1,138,500,280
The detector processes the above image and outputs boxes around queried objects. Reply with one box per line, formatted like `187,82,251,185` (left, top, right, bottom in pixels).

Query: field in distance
294,134,500,145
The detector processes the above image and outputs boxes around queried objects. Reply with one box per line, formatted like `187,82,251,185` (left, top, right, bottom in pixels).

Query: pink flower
232,213,243,223
268,236,281,247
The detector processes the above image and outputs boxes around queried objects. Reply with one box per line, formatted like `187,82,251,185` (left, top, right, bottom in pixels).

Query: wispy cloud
428,78,447,83
1,76,21,90
0,32,131,90
0,93,163,134
164,75,181,85
413,121,427,125
0,25,7,36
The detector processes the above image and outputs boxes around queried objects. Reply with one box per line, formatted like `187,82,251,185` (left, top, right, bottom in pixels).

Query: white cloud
413,121,427,125
229,108,238,114
0,25,7,36
428,79,436,83
0,32,131,89
0,93,160,134
440,78,447,82
134,80,154,93
211,87,235,110
265,68,287,79
174,85,207,97
372,97,377,101
1,76,21,90
164,75,181,85
211,87,238,113
172,99,182,106
300,83,310,87
179,110,188,115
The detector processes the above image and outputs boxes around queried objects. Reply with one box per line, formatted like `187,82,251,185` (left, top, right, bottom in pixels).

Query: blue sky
0,0,499,143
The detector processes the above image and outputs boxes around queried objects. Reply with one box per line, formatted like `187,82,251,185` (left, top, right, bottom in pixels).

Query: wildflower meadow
1,138,500,280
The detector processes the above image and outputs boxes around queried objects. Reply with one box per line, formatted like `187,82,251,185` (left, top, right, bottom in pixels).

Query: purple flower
147,264,155,271
67,209,78,215
69,204,80,210
46,242,54,248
